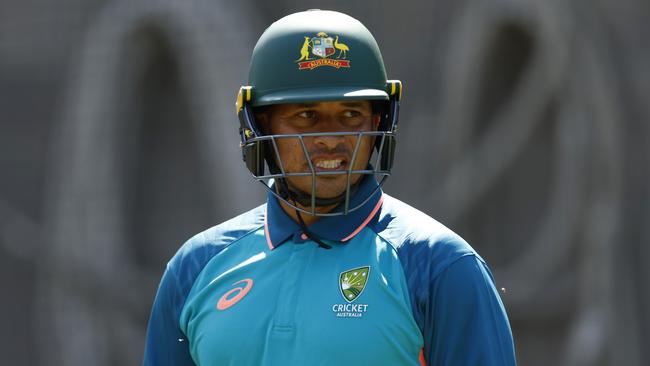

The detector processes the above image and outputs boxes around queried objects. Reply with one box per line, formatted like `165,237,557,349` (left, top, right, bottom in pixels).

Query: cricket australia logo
296,32,351,70
331,266,370,318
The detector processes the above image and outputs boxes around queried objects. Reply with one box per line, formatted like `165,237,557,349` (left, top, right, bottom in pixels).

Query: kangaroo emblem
296,37,312,62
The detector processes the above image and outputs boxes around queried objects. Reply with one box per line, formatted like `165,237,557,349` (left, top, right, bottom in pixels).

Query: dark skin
257,100,380,225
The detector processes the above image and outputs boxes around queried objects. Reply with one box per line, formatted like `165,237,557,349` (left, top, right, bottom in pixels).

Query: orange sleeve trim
418,348,427,366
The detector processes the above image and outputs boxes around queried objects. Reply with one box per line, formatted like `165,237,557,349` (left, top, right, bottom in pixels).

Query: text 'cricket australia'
331,303,369,318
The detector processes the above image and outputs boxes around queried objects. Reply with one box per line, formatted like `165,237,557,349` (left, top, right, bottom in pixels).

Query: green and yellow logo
296,32,351,70
339,266,370,303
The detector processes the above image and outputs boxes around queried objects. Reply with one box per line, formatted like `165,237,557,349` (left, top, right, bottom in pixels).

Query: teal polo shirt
143,177,516,365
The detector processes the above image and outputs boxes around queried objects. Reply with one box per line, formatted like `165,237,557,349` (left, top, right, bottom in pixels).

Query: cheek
350,136,375,164
275,139,306,165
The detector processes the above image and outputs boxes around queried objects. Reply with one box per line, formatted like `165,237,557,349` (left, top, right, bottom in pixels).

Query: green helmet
236,9,402,215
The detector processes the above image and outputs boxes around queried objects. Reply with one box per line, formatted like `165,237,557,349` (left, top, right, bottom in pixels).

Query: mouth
312,157,348,171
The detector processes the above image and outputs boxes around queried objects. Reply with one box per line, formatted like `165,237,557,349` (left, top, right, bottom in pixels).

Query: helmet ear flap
243,140,265,177
379,134,396,171
237,86,266,177
376,80,401,172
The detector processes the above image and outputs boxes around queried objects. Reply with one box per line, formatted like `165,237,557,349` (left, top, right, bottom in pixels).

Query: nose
313,133,347,150
311,114,349,149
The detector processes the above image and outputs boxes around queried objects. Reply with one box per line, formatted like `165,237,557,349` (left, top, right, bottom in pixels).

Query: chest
180,230,423,366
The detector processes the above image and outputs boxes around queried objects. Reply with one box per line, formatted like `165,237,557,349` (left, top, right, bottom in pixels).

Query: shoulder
167,204,266,279
372,196,515,364
373,194,480,280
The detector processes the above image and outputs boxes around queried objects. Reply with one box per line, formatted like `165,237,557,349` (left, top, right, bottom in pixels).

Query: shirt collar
264,175,384,250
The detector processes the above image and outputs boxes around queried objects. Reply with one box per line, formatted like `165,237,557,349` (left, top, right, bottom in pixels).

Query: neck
278,199,337,226
274,179,349,226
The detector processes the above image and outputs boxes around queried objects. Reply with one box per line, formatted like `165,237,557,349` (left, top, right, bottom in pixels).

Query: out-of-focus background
1,0,648,365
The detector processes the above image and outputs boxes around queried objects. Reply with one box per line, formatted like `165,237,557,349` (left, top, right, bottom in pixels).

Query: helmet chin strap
294,209,331,250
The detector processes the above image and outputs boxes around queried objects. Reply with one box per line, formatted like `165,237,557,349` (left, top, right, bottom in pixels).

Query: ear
255,112,270,134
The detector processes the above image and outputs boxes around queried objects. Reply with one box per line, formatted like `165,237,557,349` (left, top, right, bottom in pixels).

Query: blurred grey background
1,0,648,365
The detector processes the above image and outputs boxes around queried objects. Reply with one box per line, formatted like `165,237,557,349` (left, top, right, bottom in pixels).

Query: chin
314,190,347,199
302,184,344,199
315,181,349,196
290,176,356,198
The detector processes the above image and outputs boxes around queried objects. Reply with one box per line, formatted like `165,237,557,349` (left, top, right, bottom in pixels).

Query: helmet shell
248,10,389,106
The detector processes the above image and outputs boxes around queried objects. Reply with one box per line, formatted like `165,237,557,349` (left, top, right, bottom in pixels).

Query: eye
297,110,317,119
342,110,362,118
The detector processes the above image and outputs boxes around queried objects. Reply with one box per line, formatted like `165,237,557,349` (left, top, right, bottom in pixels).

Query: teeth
315,159,343,169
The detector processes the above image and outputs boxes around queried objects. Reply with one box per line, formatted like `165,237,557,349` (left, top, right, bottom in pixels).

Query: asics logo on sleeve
216,279,254,310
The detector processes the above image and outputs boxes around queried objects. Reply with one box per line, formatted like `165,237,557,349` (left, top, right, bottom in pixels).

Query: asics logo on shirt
216,279,254,310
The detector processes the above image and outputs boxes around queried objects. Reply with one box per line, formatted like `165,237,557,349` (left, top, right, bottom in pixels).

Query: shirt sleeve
142,264,196,366
423,255,516,366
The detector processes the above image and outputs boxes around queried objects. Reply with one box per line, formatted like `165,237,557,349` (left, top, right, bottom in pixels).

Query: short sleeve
142,265,196,366
423,255,516,366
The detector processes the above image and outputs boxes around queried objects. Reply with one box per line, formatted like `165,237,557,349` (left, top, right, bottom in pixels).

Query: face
258,100,380,201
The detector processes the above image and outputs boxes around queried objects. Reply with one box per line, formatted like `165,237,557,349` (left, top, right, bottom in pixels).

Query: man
143,9,516,366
